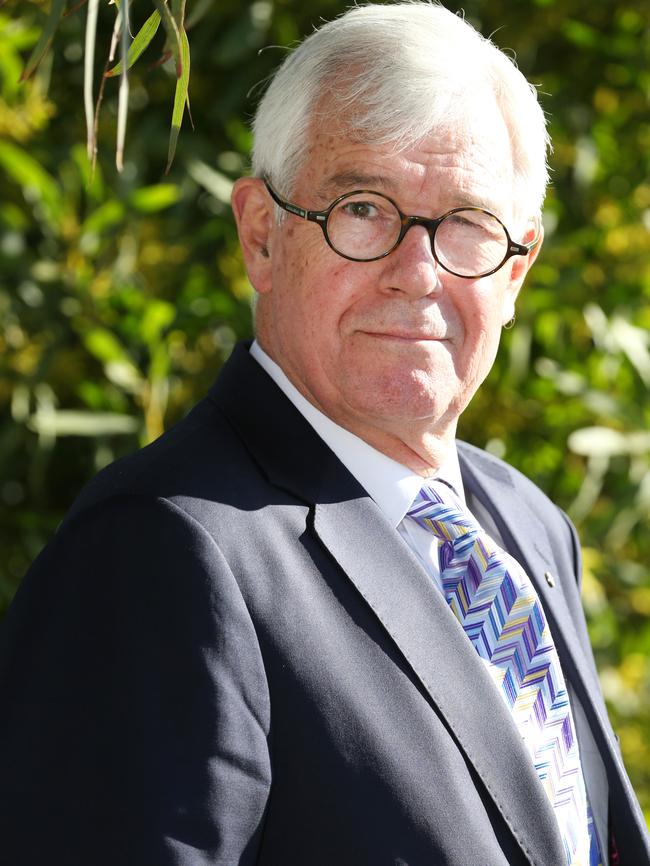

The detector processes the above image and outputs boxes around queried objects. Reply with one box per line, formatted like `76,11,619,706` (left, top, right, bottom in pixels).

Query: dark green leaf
19,0,67,81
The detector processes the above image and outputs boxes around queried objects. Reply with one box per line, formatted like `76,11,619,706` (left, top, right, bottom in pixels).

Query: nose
380,223,443,298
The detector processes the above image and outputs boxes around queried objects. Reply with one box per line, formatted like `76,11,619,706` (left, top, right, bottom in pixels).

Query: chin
344,371,460,426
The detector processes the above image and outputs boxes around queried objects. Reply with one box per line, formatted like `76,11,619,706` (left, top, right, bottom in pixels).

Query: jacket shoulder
64,393,249,526
457,439,560,511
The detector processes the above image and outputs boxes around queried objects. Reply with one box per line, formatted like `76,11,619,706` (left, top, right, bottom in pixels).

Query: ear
231,177,274,295
500,220,544,326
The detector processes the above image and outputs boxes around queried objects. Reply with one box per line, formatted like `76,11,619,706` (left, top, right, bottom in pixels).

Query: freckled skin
233,95,541,474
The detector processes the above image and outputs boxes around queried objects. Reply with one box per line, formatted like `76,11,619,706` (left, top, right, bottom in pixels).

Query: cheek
456,285,506,366
273,236,355,342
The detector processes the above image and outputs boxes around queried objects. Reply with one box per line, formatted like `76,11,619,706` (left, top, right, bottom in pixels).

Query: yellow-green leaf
140,300,176,344
81,199,125,234
0,140,62,227
105,9,161,78
84,328,131,364
129,183,181,213
166,27,190,173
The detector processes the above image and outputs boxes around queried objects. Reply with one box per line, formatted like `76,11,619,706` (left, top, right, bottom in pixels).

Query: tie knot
407,483,481,543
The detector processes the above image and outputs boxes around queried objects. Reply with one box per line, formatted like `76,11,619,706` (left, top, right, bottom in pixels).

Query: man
0,3,648,865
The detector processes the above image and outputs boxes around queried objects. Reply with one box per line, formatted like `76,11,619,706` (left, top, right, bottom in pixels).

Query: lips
359,330,448,342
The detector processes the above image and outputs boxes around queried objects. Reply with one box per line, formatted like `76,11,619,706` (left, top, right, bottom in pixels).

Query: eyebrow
318,171,400,199
317,171,504,219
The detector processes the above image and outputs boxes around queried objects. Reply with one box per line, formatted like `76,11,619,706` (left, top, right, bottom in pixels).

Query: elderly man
1,3,648,865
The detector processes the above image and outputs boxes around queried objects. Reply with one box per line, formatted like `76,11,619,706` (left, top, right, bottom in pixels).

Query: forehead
296,101,515,218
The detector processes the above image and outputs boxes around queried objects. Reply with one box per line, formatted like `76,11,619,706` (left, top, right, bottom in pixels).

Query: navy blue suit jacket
1,343,648,865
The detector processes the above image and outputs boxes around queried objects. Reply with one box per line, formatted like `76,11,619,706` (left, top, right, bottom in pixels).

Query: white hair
251,1,550,220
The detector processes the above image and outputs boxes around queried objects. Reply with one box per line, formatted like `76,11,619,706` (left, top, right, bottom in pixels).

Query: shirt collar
250,340,465,526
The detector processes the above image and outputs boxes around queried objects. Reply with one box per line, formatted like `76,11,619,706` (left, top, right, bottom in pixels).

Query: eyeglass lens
326,192,510,276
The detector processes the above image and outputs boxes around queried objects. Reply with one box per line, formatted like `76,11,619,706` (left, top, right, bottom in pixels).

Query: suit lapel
313,493,566,866
211,346,565,865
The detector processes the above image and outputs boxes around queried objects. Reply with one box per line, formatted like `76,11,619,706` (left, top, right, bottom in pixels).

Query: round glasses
265,180,537,279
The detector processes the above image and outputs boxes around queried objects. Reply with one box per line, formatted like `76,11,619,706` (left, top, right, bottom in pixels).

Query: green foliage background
1,0,649,824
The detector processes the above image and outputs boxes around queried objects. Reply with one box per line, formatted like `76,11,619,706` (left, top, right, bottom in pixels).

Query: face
234,97,540,461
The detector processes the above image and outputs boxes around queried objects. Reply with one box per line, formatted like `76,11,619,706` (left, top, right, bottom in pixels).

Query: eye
446,213,483,230
340,201,380,220
444,211,504,241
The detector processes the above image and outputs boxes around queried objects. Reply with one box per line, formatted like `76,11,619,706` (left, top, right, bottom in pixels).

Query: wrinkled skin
232,95,541,474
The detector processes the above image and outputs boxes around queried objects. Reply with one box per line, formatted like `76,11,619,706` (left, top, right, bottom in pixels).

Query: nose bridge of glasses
400,214,443,255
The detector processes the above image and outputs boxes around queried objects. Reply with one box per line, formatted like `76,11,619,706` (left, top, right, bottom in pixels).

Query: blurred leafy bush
1,0,649,824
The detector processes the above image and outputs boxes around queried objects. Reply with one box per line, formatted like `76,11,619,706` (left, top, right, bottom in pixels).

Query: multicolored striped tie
408,482,601,866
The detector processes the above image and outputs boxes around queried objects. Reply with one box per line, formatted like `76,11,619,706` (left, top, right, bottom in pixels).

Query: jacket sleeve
0,494,272,866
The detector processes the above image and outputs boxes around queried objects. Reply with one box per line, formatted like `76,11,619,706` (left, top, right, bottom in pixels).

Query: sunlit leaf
140,300,176,344
82,330,143,393
165,26,190,173
568,427,650,458
81,199,125,234
0,202,29,230
610,317,650,387
187,160,233,203
27,410,140,437
562,19,601,49
104,361,143,392
105,9,161,78
71,142,104,199
129,183,181,212
0,140,61,226
83,328,131,364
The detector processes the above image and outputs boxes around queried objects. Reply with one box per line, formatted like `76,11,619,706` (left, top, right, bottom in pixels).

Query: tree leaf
187,160,233,203
0,140,62,227
27,410,140,437
568,427,650,458
81,199,125,234
129,183,181,212
153,0,182,77
185,0,214,31
171,0,186,28
83,328,131,364
165,26,190,173
139,299,176,344
19,0,67,82
105,9,162,78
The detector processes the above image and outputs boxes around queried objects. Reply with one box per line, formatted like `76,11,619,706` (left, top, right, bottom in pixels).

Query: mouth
358,330,449,343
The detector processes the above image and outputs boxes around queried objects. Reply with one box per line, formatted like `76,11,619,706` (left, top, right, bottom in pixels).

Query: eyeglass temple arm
509,221,543,256
264,180,326,223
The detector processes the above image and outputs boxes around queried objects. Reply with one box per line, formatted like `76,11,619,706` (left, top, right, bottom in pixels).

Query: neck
253,336,458,477
326,413,458,477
